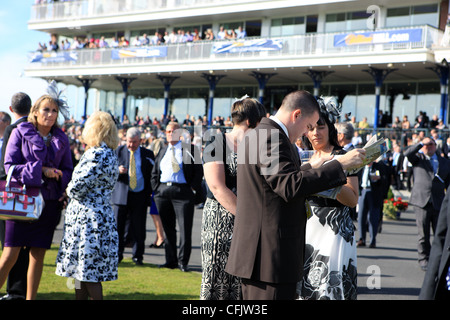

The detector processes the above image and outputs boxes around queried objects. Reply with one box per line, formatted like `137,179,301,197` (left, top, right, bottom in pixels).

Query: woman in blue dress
56,111,120,300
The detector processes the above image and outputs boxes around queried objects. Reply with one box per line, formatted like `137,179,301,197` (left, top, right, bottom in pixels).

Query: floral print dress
297,150,358,300
56,143,119,282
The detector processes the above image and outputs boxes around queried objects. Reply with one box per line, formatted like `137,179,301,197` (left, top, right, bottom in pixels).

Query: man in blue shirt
151,122,203,272
112,127,155,265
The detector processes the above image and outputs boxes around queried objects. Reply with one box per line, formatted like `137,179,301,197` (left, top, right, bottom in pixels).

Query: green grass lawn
1,245,202,300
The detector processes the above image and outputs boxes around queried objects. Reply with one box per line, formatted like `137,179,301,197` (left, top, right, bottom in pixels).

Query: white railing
26,25,442,71
30,0,264,22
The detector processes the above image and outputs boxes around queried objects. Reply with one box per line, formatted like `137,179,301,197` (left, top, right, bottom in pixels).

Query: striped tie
129,150,137,190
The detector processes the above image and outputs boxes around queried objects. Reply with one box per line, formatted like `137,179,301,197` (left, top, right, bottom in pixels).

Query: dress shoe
132,257,144,265
369,243,376,248
356,240,365,247
159,262,177,269
178,264,189,272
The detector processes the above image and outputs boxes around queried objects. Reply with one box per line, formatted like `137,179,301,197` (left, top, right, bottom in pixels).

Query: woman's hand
43,166,63,180
58,192,68,209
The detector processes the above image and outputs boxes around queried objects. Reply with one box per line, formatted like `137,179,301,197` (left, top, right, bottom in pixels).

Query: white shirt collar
269,115,289,138
169,141,182,150
343,142,353,150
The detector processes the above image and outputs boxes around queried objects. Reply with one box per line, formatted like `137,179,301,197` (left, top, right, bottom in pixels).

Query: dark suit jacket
404,143,450,210
225,117,348,284
419,190,450,299
0,117,28,180
370,160,391,203
111,145,155,206
150,142,204,203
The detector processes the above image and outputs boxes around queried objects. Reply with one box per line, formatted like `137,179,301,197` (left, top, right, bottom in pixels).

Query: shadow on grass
37,292,197,300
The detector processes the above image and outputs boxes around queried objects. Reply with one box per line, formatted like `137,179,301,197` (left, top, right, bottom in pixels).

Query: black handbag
0,165,44,221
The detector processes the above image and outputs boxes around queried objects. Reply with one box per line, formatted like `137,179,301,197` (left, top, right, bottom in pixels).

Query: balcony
25,25,443,90
30,0,269,21
29,0,289,32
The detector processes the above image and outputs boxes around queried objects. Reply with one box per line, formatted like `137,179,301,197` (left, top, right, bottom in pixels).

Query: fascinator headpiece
234,94,249,102
46,80,70,121
316,96,346,125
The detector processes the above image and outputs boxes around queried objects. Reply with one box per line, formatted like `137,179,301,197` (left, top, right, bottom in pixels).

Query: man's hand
336,148,366,171
308,153,333,169
119,165,128,174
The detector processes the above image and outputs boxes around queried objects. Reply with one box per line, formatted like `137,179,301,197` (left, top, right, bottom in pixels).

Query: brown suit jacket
225,117,347,284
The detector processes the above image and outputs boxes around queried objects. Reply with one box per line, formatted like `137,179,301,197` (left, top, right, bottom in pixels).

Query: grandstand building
26,0,450,127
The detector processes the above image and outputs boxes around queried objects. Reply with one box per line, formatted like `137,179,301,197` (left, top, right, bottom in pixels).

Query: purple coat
4,122,73,201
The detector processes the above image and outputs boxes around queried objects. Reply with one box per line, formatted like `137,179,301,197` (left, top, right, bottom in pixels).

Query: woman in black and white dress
200,96,265,300
297,97,359,300
55,111,120,300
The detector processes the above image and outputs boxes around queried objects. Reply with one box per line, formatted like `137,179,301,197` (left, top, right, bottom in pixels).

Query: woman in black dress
200,96,265,300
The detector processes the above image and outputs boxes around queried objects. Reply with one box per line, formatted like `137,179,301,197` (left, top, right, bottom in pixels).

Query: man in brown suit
225,90,365,300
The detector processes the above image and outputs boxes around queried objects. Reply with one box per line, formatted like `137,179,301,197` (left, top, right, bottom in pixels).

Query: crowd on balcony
35,25,247,53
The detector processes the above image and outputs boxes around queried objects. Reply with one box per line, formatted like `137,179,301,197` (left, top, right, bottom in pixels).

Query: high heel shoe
149,240,164,248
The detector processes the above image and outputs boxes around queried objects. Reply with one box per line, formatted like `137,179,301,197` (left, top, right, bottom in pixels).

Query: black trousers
114,190,148,261
154,184,194,266
0,219,29,298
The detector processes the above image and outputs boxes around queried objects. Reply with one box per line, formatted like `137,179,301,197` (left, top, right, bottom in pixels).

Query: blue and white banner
111,47,168,59
212,39,283,54
30,51,78,63
334,28,423,47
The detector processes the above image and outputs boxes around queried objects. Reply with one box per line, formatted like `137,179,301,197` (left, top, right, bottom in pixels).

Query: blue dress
56,143,119,282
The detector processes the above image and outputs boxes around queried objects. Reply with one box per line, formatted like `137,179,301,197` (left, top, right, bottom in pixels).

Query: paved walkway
53,189,425,300
356,189,424,300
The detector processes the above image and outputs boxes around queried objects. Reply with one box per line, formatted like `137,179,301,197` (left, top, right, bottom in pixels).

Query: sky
0,1,50,115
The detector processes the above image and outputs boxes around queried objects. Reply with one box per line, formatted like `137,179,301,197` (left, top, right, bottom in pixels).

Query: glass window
411,4,439,27
271,16,305,36
387,7,410,17
347,11,371,30
386,7,411,28
412,4,438,14
187,87,208,119
208,87,232,120
326,13,346,22
325,13,346,32
355,83,388,126
416,81,441,120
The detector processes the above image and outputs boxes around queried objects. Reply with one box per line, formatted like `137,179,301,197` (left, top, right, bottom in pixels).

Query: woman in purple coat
0,82,73,300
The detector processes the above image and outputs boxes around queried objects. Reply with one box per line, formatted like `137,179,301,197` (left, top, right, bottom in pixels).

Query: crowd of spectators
61,110,449,168
36,25,247,53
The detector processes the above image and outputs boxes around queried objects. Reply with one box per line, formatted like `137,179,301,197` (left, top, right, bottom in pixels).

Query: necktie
171,147,180,173
129,150,137,190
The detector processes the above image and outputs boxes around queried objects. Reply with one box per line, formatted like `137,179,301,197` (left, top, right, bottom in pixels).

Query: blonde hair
28,95,60,128
81,111,120,150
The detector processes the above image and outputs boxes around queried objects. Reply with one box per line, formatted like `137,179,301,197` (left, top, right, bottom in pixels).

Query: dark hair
231,97,265,128
11,92,31,116
280,90,319,116
302,109,342,150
